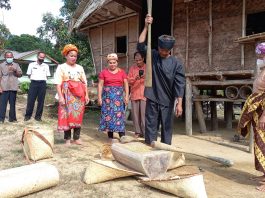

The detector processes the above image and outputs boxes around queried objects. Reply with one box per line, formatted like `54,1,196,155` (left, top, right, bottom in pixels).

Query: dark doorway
246,12,265,35
140,0,172,49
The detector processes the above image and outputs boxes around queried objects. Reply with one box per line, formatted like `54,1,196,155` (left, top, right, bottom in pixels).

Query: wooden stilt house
70,0,265,138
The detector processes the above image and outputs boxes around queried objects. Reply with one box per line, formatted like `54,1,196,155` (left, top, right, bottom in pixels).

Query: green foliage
89,74,98,83
0,23,11,49
0,0,11,10
20,81,30,93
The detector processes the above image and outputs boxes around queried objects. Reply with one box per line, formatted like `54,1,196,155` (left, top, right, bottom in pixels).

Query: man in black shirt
137,14,185,145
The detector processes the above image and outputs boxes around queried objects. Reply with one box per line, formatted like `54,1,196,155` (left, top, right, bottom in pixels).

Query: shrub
20,81,30,94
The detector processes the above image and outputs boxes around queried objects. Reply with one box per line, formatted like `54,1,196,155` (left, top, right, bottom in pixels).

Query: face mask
6,58,13,64
38,59,44,64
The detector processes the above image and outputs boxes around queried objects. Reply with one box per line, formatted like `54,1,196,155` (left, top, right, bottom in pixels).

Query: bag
21,127,54,162
68,80,85,97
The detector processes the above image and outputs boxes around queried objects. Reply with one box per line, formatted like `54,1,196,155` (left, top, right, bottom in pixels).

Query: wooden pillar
225,102,233,129
249,126,254,154
193,86,207,133
208,0,213,68
185,77,192,135
241,0,246,67
210,90,218,131
100,26,103,71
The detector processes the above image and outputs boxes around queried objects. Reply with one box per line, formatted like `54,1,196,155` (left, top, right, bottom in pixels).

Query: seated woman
55,44,89,146
98,53,129,141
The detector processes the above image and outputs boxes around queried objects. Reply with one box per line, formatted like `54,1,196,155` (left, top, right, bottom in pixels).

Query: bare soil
0,92,264,198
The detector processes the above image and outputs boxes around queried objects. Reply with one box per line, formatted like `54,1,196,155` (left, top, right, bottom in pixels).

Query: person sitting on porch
238,42,265,191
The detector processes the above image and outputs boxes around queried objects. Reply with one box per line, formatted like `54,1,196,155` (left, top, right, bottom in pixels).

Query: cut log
0,162,59,198
111,142,171,179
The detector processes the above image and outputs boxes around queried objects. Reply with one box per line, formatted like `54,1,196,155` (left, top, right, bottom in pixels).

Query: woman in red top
98,53,129,140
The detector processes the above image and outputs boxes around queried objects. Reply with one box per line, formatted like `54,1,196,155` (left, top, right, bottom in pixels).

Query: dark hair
133,51,145,59
4,51,13,57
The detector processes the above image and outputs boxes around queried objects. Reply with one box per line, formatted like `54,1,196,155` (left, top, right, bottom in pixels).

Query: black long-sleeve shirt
137,42,185,106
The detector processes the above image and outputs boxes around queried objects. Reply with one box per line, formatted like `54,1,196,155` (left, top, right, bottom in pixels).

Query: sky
0,0,64,36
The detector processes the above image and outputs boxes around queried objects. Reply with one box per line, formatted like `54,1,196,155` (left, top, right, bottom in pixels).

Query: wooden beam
185,77,193,135
113,0,142,13
241,0,246,67
185,70,254,77
185,3,190,71
191,79,253,86
193,98,246,102
208,0,213,69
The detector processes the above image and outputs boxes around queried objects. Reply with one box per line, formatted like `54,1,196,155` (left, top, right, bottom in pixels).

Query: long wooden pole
145,0,152,87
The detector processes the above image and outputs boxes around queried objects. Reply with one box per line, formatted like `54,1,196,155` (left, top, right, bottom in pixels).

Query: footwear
9,119,17,123
35,118,42,121
24,117,30,121
65,140,71,146
73,139,82,145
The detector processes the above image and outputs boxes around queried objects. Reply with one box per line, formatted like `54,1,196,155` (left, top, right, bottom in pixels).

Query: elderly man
0,51,22,123
24,51,50,121
137,14,185,145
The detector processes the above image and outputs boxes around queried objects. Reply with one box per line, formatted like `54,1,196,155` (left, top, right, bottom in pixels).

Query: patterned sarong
238,92,265,173
58,81,85,131
99,86,125,133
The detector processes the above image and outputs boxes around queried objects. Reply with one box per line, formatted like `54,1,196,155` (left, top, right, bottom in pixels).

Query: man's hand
145,14,153,27
175,103,183,117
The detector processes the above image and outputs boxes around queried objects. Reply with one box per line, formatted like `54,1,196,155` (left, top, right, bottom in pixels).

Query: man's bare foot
65,140,71,146
256,184,265,191
73,139,82,145
250,175,265,181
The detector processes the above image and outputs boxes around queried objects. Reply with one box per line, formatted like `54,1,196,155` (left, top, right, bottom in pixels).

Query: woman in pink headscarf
238,42,265,191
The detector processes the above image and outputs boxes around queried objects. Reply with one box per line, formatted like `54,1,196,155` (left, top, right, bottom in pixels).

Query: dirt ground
0,92,265,198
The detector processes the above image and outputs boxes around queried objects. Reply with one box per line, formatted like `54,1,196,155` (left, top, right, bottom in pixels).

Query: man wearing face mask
0,51,22,123
24,51,51,121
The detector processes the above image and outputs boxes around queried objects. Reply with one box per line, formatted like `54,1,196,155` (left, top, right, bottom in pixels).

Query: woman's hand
98,98,102,106
259,113,265,130
59,96,65,105
124,96,129,106
85,95,90,105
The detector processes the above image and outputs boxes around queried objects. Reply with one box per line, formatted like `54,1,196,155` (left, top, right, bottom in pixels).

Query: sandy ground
0,93,264,198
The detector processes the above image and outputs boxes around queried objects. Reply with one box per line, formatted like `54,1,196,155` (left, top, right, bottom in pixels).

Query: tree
60,0,81,21
0,23,11,49
0,0,11,10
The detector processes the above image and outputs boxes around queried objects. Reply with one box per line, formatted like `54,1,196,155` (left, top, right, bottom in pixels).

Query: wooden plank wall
89,15,139,74
174,0,265,74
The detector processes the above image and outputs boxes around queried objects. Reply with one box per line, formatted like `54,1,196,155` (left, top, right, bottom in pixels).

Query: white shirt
26,62,51,81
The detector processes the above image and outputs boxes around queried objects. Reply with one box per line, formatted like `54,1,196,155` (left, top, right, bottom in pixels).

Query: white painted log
0,162,59,198
111,142,171,179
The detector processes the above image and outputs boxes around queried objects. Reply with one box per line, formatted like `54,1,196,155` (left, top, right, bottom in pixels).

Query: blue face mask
6,58,13,64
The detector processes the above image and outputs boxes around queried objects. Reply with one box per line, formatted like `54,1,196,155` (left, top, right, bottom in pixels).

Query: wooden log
225,86,239,100
111,142,171,179
185,78,193,135
193,86,207,133
238,85,252,99
192,79,253,86
185,70,254,77
0,162,59,197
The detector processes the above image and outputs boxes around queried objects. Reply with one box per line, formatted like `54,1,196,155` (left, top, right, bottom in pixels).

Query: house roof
69,0,139,32
0,50,59,65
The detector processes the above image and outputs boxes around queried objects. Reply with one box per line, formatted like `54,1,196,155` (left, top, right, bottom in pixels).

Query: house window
116,36,127,54
246,12,265,35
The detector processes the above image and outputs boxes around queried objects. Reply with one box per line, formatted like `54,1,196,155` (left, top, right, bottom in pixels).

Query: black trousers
25,80,46,119
0,91,17,122
64,128,81,140
145,99,174,145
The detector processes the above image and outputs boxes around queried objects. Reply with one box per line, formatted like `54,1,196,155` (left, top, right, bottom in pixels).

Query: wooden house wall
174,0,265,73
88,15,138,74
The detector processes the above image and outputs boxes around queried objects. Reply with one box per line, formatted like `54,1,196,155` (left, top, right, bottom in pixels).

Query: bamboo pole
100,26,103,71
241,0,246,67
145,0,152,87
208,0,213,68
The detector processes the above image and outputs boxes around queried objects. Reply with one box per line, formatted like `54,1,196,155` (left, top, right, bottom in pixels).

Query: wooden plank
192,79,253,86
193,98,246,102
185,70,254,77
225,102,233,129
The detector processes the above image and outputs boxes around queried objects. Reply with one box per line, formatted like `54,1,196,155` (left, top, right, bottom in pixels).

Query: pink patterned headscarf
255,42,265,55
